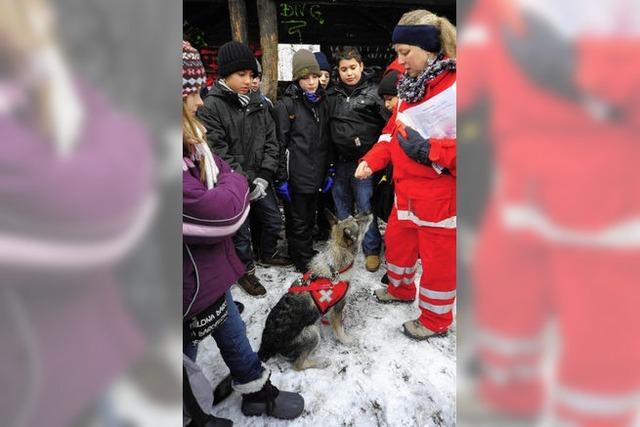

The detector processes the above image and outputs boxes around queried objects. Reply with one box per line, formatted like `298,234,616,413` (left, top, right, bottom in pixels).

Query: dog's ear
325,208,339,227
355,212,373,229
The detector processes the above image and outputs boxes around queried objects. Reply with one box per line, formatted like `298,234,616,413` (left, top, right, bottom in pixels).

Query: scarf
218,79,250,107
397,54,456,103
303,90,321,103
190,126,219,189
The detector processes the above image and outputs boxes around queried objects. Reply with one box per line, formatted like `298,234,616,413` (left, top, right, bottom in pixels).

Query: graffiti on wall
279,2,325,43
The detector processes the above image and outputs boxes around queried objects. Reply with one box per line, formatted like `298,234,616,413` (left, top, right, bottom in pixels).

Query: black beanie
378,70,400,97
217,41,258,78
314,51,331,72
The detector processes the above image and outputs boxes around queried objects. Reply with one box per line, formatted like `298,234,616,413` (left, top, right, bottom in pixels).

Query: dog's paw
313,358,332,369
337,334,357,346
294,357,331,370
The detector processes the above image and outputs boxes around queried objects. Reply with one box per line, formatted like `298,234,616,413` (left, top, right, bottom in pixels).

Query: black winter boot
186,414,233,427
241,379,304,419
213,374,233,405
233,368,304,420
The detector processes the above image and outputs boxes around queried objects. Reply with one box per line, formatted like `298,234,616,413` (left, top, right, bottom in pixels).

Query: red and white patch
289,272,350,315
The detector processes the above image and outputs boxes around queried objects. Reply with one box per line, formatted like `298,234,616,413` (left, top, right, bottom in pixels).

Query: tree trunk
228,0,248,44
257,0,279,102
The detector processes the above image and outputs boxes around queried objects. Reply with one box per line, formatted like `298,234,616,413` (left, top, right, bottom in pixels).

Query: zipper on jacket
241,107,247,161
184,244,200,318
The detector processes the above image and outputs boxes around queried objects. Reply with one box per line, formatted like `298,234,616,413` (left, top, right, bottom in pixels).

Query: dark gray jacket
198,81,280,183
274,84,332,194
327,74,387,162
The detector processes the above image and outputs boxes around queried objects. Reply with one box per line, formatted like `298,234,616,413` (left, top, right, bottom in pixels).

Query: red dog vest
288,263,352,315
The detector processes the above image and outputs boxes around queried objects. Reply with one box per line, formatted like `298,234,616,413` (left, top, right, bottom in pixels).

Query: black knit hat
314,51,331,72
378,70,400,97
217,41,258,78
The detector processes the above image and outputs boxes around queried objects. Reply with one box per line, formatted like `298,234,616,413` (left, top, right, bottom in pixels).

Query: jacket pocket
397,183,456,223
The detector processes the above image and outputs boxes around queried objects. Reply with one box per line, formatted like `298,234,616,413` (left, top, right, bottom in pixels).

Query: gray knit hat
292,49,320,81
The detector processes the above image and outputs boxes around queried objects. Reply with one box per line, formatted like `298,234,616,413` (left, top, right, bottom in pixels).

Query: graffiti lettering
279,2,324,42
309,5,324,24
282,20,307,41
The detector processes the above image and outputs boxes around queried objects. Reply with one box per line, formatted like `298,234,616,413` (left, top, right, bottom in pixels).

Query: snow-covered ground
196,246,456,427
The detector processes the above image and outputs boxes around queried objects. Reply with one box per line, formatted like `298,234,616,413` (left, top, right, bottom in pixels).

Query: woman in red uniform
355,9,456,340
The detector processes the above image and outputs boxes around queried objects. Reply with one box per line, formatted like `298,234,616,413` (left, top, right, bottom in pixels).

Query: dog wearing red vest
258,211,372,370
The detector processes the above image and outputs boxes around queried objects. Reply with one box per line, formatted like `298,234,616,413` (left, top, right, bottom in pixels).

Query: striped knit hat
182,40,206,97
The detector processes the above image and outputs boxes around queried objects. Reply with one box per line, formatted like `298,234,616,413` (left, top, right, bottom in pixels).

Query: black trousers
315,190,335,240
287,192,319,271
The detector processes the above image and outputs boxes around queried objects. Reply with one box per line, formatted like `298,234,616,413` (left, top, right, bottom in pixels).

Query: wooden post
228,0,248,44
257,0,279,102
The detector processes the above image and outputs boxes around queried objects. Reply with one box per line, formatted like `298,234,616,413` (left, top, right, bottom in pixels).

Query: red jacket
459,0,640,231
363,69,456,228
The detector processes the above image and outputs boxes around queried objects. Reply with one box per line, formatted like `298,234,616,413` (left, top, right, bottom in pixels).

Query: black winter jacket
327,74,387,162
274,84,332,194
198,82,280,183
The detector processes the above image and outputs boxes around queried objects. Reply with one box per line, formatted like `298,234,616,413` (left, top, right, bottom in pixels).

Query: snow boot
374,287,414,304
402,319,448,341
237,271,266,297
213,374,233,405
187,414,233,427
259,251,294,267
380,272,389,284
239,379,304,419
365,255,381,272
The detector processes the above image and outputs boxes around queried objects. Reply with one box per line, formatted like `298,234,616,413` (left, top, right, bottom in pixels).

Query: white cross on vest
319,289,333,303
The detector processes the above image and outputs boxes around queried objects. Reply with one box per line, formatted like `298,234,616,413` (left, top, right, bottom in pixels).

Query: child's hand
275,181,292,203
354,161,372,179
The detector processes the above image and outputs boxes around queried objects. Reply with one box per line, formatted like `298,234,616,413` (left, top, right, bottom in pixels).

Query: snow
197,249,456,426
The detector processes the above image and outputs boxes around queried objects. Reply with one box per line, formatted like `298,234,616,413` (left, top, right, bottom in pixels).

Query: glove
320,165,336,193
398,126,431,165
275,181,291,203
249,177,268,201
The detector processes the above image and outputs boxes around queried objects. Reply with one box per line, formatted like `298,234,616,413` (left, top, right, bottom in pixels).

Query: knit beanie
378,70,400,97
217,41,258,78
292,49,320,81
182,40,206,97
314,51,331,72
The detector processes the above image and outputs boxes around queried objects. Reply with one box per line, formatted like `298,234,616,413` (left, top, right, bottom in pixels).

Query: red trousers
384,207,456,332
472,205,640,426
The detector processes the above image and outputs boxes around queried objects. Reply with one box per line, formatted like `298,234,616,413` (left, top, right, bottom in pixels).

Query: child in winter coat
273,49,332,272
327,47,388,273
313,50,338,242
355,10,457,341
198,41,291,298
314,51,333,90
181,41,304,424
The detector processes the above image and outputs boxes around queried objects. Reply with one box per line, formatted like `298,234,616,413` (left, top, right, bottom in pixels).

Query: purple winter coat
183,154,249,318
